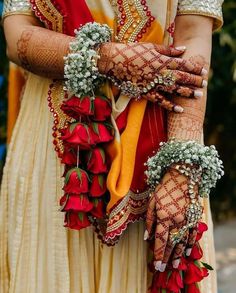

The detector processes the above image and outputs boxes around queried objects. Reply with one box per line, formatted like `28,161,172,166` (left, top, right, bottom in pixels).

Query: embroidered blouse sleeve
177,0,224,31
2,0,34,20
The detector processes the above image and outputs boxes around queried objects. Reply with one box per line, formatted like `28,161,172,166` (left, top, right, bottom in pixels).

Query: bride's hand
97,42,207,112
145,168,198,271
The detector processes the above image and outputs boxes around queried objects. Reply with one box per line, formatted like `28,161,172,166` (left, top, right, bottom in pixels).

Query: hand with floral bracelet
97,42,207,112
145,15,223,277
145,166,199,271
145,140,224,272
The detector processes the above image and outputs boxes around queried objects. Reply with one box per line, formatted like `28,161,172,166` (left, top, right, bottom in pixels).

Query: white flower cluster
64,22,112,97
145,140,224,197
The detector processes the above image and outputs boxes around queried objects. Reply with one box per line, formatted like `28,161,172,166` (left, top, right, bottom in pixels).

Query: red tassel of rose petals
86,148,108,174
59,93,114,231
90,174,107,197
61,122,95,149
90,198,105,218
61,95,94,119
61,146,78,166
64,211,91,230
63,168,89,194
185,283,201,293
93,95,112,121
60,194,93,212
90,122,114,144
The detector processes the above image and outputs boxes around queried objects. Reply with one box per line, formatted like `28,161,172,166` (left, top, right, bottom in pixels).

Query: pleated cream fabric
0,73,217,293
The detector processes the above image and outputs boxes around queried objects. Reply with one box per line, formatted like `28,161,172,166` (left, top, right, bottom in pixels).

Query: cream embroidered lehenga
0,0,223,292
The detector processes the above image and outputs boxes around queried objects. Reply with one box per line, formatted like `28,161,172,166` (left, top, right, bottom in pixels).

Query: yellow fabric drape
7,63,25,144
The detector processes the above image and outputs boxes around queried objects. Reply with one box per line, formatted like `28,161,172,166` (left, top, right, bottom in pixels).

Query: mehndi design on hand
145,168,198,271
98,42,207,112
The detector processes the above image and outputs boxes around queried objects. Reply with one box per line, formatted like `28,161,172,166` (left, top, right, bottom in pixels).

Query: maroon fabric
130,103,167,192
54,0,94,35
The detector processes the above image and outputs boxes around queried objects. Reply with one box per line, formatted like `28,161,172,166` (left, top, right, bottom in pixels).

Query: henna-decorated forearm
168,16,213,142
16,27,73,79
168,56,209,142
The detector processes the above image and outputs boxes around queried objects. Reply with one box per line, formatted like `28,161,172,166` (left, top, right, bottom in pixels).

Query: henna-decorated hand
98,42,207,112
145,168,198,271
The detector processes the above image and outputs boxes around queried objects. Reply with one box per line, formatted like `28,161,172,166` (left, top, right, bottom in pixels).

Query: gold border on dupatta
33,0,64,32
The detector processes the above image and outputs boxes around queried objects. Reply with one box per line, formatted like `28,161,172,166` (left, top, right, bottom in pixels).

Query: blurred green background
0,0,235,221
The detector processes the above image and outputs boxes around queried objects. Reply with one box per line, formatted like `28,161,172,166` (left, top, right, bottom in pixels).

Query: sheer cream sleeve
2,0,34,20
177,0,224,30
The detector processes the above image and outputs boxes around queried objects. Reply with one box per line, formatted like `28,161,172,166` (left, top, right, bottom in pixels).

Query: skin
98,42,206,110
145,15,213,272
3,15,73,79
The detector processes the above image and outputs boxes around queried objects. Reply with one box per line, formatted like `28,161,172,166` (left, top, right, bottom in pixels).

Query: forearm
4,15,73,79
168,15,213,142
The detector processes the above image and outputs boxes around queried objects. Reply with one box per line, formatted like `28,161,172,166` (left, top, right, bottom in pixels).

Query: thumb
169,46,186,56
155,44,186,56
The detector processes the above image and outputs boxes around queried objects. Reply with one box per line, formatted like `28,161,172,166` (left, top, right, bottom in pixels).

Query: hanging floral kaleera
59,94,114,230
58,22,114,230
149,222,213,293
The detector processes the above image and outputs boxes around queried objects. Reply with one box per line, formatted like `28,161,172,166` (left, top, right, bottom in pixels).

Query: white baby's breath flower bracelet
145,140,224,245
64,22,112,98
145,140,224,197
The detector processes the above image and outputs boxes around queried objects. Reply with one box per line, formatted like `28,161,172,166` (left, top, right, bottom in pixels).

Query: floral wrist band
64,22,112,98
145,140,224,197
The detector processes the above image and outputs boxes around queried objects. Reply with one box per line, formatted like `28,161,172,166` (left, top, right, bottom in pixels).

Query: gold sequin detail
110,0,155,43
177,0,224,30
2,0,34,19
48,82,72,157
32,0,64,32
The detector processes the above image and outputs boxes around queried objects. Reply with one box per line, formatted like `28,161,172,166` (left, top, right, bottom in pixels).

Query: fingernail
144,230,149,241
186,248,192,256
201,68,208,76
175,46,186,51
194,90,203,98
172,259,180,269
202,80,208,88
154,261,162,271
160,263,167,272
174,105,184,113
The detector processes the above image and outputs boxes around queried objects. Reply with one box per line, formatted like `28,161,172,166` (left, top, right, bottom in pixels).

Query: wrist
97,42,114,74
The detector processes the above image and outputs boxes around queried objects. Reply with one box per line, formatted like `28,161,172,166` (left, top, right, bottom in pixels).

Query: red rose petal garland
149,222,213,293
59,95,113,230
